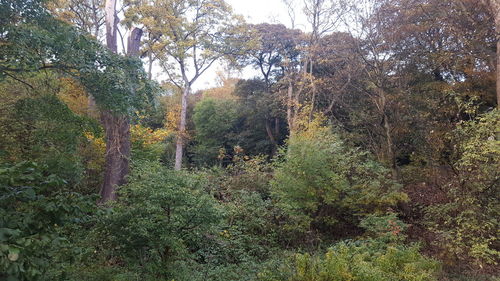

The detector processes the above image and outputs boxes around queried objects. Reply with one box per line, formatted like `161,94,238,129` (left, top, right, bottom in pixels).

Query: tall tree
245,23,302,147
127,0,247,170
1,0,152,203
99,0,143,202
47,0,107,116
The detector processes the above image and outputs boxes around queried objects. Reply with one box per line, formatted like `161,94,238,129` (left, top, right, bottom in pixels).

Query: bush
259,214,440,281
426,110,500,267
87,160,222,279
271,116,407,237
4,94,99,185
192,98,241,166
0,161,96,281
130,124,171,161
289,241,439,281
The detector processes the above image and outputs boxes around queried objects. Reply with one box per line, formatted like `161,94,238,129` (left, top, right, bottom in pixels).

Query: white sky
229,0,292,27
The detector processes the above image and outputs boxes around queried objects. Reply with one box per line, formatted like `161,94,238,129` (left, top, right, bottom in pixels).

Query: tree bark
105,0,117,53
287,79,294,132
493,0,500,108
266,119,278,155
265,119,277,143
100,113,130,202
127,28,143,56
383,113,398,180
174,85,190,170
99,1,142,203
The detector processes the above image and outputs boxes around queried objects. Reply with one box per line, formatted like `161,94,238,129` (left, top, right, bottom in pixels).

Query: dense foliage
272,116,407,238
0,161,95,280
1,0,499,280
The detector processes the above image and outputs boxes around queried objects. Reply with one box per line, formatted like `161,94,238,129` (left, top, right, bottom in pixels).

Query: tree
1,0,154,203
481,0,500,108
233,79,287,156
246,24,302,87
353,0,496,178
127,0,247,170
97,0,144,202
192,97,240,166
245,24,303,144
426,110,500,266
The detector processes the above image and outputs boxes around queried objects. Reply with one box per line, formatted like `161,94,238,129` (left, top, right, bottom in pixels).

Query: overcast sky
228,0,291,26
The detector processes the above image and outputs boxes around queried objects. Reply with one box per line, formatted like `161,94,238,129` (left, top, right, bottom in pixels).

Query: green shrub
1,92,100,186
0,161,96,281
426,110,500,266
192,98,241,166
359,213,408,243
225,154,274,196
271,117,407,236
88,160,222,278
258,240,440,281
210,190,280,263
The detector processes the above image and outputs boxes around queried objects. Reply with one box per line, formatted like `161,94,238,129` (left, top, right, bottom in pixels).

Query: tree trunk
99,1,142,203
87,95,98,118
105,0,117,53
100,113,130,202
265,119,278,155
382,113,398,180
127,28,143,56
265,118,276,146
308,59,316,122
174,85,190,170
287,79,294,132
494,0,500,108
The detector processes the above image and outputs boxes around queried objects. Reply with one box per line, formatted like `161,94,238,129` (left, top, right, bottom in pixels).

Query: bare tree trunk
175,85,190,170
105,0,117,53
148,52,153,80
99,0,119,203
87,95,98,117
308,59,316,122
265,118,277,140
127,28,143,56
265,119,278,155
91,0,100,38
